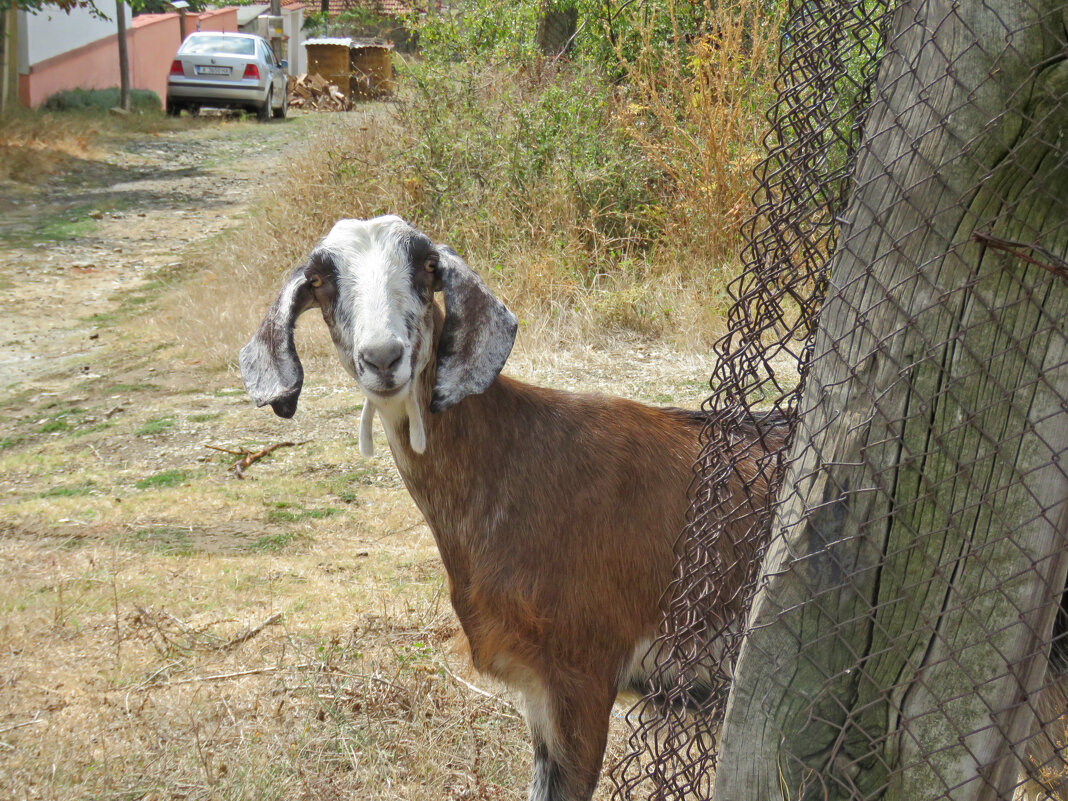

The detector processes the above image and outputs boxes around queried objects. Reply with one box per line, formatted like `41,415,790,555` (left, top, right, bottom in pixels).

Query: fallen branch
134,607,282,653
223,612,284,651
438,663,522,719
141,662,315,689
0,714,44,735
205,441,309,478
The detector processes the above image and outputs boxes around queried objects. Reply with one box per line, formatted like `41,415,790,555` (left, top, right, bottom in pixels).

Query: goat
239,215,784,801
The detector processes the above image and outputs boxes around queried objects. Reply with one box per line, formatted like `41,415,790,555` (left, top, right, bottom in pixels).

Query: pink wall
19,8,239,108
130,14,182,103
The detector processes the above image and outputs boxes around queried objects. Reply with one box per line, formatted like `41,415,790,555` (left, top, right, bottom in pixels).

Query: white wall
282,6,303,75
18,3,131,71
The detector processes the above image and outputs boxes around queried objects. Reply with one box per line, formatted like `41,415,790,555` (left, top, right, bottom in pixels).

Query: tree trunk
116,0,130,111
712,3,1068,801
0,5,17,115
535,0,578,56
270,0,281,64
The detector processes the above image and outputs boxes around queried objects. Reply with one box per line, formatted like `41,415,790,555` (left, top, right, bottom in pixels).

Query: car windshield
180,35,256,57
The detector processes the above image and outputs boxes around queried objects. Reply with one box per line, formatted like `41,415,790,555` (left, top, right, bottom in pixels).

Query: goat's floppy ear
432,246,518,413
239,263,317,419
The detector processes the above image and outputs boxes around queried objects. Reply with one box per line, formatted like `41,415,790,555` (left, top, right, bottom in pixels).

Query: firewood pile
288,73,350,111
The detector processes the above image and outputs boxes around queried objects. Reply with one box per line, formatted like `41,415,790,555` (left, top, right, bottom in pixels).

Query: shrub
617,0,784,278
392,0,782,337
42,87,162,113
303,7,414,48
413,0,541,61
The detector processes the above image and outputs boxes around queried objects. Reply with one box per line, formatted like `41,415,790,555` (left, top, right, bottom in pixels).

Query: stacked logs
288,73,350,111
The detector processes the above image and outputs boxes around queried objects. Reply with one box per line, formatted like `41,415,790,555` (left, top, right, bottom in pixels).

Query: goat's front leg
527,679,615,801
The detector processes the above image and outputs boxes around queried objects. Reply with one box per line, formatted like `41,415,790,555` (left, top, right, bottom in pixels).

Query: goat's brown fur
376,311,784,800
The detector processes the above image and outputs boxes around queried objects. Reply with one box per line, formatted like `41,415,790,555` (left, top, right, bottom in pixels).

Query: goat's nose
359,339,404,373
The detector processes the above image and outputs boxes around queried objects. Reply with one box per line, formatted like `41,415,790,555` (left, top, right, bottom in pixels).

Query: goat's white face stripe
318,217,427,398
312,217,438,455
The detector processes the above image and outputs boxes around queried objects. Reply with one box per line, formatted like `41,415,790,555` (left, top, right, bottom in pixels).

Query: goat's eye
424,256,438,273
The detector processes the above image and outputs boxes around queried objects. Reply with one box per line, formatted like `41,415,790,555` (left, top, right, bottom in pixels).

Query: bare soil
0,111,710,800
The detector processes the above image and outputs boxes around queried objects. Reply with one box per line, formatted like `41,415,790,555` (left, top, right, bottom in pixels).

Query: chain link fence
611,1,1068,799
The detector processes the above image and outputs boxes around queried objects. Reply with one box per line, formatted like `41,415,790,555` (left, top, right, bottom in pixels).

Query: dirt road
0,116,314,389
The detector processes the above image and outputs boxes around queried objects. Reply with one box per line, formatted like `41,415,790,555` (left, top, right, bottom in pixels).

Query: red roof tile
324,0,440,18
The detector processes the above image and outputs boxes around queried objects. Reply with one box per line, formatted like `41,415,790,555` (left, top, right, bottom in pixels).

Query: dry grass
0,331,702,799
0,107,207,184
0,346,520,800
0,528,527,800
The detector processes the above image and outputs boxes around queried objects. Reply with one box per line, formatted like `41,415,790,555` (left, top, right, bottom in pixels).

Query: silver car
166,32,288,121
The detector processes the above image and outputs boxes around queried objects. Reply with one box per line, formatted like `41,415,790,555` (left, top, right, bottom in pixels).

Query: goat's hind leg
526,681,615,801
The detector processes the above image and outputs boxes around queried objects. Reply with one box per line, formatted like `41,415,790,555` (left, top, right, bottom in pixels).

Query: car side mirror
279,59,288,70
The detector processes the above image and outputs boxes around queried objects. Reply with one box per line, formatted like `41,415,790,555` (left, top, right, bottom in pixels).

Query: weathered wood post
711,2,1068,800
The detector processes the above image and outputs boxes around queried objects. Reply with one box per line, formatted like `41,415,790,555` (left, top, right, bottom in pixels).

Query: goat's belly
617,638,725,713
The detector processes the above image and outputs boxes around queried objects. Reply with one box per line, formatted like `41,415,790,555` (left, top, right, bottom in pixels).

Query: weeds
250,531,310,552
127,525,195,555
42,87,162,113
135,469,193,489
265,504,341,524
166,3,780,362
39,483,96,498
617,0,782,279
0,204,102,244
36,406,87,434
135,416,177,436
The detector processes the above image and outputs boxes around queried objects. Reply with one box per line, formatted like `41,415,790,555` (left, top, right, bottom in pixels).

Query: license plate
196,66,231,76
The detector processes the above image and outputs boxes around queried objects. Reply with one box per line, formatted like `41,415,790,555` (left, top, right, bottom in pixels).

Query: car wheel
165,99,181,117
188,104,200,117
257,89,272,122
273,88,288,120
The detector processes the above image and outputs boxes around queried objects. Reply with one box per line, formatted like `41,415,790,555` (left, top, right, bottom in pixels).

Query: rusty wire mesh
611,1,1068,799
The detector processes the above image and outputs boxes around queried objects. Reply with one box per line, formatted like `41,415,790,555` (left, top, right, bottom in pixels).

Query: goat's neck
376,312,520,563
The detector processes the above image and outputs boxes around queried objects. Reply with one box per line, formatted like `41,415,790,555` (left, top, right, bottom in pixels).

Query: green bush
412,0,541,61
42,88,162,113
395,58,661,286
408,0,711,77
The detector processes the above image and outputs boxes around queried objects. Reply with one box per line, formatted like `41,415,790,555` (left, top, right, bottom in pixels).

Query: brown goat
240,216,783,800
